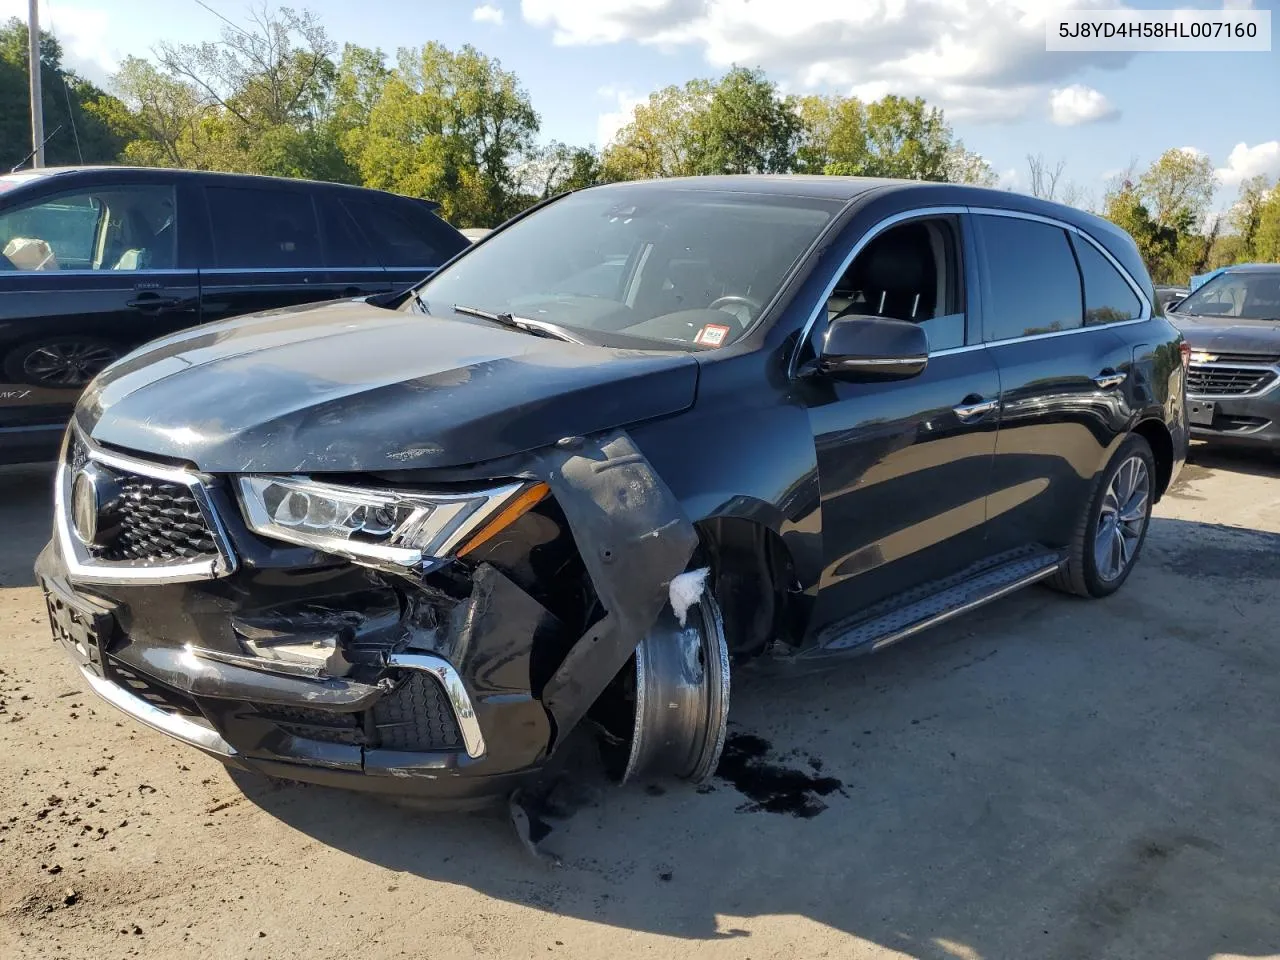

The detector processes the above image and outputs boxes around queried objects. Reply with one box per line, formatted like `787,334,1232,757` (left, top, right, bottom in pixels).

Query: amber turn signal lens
456,482,551,557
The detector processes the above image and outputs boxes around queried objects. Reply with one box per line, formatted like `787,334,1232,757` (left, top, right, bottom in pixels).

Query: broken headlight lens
236,475,525,569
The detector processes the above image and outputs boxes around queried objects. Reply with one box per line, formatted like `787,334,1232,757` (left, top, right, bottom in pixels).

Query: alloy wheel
1094,455,1151,582
22,343,119,388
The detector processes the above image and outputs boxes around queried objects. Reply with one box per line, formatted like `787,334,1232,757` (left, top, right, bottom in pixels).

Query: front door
0,181,197,459
798,214,1002,633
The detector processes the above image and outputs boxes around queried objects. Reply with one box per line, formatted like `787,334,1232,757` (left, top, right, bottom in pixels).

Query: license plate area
1188,399,1216,427
41,576,117,673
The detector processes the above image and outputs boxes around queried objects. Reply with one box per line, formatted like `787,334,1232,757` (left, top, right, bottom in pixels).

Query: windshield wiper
451,305,581,343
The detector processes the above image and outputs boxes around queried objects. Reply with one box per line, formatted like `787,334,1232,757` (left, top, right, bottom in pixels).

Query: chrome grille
1201,352,1280,365
57,429,236,584
1186,364,1278,398
99,476,219,563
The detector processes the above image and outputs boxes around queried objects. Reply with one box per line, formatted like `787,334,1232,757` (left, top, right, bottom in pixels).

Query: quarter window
0,185,175,271
1072,234,1142,324
317,196,377,268
206,186,321,269
341,197,467,268
977,215,1083,342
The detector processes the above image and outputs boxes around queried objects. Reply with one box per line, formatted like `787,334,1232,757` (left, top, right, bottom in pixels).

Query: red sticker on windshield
694,323,730,346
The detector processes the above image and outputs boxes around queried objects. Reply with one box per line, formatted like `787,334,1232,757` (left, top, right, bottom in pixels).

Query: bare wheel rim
1094,454,1151,582
23,343,118,387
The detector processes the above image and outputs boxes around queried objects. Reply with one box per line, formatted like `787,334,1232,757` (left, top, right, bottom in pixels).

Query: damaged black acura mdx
38,176,1189,805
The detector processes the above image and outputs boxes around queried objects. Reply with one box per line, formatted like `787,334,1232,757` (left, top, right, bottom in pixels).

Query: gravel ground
2,446,1279,960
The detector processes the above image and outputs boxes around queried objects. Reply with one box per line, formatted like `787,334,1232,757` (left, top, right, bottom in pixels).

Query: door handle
127,296,182,312
953,397,999,421
1093,370,1127,389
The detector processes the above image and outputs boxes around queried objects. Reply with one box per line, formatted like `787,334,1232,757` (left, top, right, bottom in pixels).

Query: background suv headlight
236,475,537,570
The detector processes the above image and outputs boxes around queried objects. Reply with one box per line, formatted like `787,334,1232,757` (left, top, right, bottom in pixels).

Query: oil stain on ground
715,733,843,818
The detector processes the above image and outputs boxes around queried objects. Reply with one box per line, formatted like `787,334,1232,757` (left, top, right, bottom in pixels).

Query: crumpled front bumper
36,541,552,805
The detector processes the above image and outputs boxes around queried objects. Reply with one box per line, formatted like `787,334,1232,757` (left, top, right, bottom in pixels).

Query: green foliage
0,18,126,170
5,1,1265,276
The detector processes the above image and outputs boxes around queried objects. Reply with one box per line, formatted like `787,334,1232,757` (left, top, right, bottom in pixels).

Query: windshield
1175,270,1280,321
409,186,843,349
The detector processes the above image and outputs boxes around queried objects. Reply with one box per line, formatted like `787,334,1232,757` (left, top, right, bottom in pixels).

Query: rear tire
1048,434,1155,599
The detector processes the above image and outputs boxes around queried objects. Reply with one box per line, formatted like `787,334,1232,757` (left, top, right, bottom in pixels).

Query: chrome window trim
789,203,1153,377
55,426,238,585
1186,361,1280,400
0,268,191,278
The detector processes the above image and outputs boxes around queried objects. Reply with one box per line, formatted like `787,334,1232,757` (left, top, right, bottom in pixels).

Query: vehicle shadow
0,462,54,588
233,516,1280,960
1185,442,1280,480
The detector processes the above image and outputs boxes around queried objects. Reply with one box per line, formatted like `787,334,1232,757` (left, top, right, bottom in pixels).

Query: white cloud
1222,0,1253,9
521,0,1134,122
1215,141,1280,188
0,0,116,85
472,3,505,25
1048,84,1119,125
596,85,647,146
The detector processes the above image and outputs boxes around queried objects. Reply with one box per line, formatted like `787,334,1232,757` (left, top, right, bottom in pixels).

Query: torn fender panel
534,430,699,745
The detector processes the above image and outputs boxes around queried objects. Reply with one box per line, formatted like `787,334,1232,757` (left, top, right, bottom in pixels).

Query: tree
350,42,539,226
514,140,600,202
0,18,126,170
1229,174,1275,259
945,145,997,186
1253,186,1280,262
600,79,714,181
1103,179,1182,283
105,56,211,168
1026,154,1066,200
794,94,867,175
1137,148,1216,232
698,67,799,174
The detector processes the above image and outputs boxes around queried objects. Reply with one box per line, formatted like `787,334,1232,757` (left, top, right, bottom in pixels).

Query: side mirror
818,315,929,381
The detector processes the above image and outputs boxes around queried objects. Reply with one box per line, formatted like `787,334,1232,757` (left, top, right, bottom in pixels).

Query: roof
2,165,441,208
589,174,906,201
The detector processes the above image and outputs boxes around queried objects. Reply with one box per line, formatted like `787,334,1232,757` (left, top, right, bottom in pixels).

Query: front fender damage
534,430,700,748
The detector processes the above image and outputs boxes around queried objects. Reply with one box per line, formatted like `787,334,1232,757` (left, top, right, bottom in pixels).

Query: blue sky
6,0,1278,209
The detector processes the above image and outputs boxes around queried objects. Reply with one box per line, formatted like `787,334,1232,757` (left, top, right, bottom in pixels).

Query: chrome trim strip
79,664,237,757
789,203,1153,377
385,653,486,759
1186,361,1280,400
869,560,1064,653
55,427,238,585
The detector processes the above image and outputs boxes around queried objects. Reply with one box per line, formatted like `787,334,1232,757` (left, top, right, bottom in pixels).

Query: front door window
0,185,176,272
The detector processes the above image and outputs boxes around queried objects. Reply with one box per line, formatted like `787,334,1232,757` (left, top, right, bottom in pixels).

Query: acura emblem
70,463,121,546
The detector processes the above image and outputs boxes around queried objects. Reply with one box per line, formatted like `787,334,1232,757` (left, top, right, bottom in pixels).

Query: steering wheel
708,295,762,324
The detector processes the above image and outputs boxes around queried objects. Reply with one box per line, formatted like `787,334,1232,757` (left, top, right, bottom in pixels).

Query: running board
817,548,1066,655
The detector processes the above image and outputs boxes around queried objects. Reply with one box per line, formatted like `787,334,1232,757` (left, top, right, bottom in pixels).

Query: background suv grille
1187,365,1278,397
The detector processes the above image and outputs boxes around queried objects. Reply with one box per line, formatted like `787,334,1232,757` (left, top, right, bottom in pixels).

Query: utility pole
28,0,44,168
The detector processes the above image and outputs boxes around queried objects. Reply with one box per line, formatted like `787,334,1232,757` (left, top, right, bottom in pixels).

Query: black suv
37,176,1188,807
0,166,468,464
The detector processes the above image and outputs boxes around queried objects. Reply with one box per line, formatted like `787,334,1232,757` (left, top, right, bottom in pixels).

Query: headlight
236,475,534,570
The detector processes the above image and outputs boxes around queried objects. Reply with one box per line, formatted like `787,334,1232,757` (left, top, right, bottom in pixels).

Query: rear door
340,194,469,293
316,192,391,300
197,181,338,324
0,178,197,456
976,212,1137,554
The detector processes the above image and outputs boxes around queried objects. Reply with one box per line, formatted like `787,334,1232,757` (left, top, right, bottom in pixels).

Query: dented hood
75,300,699,473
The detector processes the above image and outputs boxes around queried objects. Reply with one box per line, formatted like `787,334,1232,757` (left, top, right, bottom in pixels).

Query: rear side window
977,214,1083,342
317,195,377,268
1071,234,1143,324
341,196,466,268
206,186,321,269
